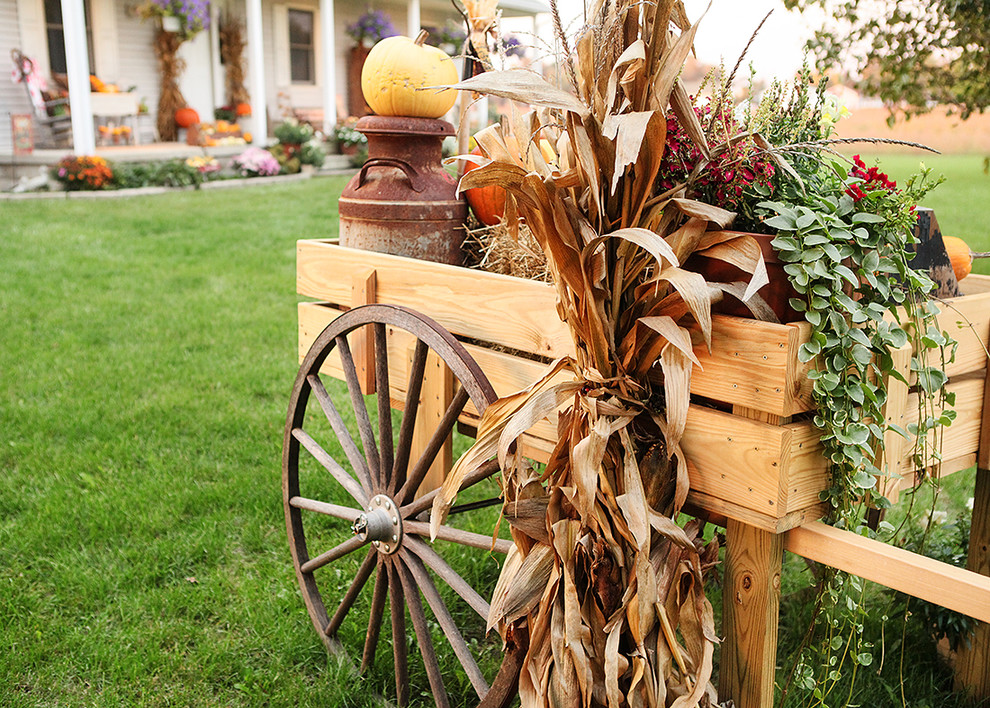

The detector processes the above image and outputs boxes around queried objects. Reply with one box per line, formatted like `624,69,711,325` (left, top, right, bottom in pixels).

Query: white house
1,0,546,153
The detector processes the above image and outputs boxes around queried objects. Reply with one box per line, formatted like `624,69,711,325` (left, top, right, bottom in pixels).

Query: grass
1,163,987,707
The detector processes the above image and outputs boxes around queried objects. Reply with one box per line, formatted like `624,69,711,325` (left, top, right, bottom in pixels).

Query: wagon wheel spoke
403,535,491,620
396,385,470,505
387,560,410,707
288,496,363,522
400,548,489,698
361,559,389,673
395,558,450,708
400,458,502,519
336,334,381,488
404,520,512,555
391,339,429,495
326,548,377,637
374,323,394,491
307,373,374,497
300,534,368,575
291,428,369,508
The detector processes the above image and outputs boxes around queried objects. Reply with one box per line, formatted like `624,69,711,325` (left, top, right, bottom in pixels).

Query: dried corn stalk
432,1,770,705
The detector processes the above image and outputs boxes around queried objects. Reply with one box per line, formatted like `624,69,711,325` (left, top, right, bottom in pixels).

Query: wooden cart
285,240,990,707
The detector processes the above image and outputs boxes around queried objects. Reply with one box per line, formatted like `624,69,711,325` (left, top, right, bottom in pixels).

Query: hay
463,218,550,282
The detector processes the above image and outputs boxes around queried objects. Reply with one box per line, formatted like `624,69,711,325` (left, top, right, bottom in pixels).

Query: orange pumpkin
462,147,505,226
943,236,973,282
175,107,200,128
235,102,252,116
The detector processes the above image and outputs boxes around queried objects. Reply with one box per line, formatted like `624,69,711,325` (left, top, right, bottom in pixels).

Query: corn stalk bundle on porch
430,1,772,705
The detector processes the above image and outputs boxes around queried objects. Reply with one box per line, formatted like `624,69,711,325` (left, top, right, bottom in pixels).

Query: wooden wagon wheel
283,304,525,708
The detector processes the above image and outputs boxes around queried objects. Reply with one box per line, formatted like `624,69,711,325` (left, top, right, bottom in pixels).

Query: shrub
273,118,315,145
111,159,204,189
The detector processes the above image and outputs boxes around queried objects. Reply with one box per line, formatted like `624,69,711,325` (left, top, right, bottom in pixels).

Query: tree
783,0,990,119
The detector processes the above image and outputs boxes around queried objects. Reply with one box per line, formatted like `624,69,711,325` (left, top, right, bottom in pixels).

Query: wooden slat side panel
297,241,575,359
938,289,990,379
681,407,791,515
780,422,829,514
689,316,803,417
786,521,990,623
897,376,985,476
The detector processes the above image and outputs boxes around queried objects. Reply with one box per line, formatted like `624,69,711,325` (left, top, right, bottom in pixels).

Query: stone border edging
0,169,356,201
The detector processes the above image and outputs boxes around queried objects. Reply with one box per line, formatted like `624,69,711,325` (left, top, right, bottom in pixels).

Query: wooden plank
298,241,575,359
954,467,990,698
785,521,990,623
299,241,818,414
938,285,990,379
300,300,830,522
719,519,784,708
681,406,792,516
411,347,454,497
898,376,985,476
352,269,377,395
685,488,826,533
689,317,813,417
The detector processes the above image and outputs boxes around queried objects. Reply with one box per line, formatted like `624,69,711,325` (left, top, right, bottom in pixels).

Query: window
288,9,314,84
44,0,95,76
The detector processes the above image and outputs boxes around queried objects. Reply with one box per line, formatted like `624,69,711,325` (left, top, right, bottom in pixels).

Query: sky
550,0,816,79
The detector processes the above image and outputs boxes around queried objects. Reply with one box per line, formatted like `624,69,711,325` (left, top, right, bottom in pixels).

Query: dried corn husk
432,1,773,705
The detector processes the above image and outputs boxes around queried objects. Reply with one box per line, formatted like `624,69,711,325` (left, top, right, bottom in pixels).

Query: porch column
245,0,267,140
60,0,95,153
319,0,337,132
210,3,224,108
407,0,421,36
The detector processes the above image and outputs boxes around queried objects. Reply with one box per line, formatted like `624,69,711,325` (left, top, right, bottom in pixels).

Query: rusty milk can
338,115,467,265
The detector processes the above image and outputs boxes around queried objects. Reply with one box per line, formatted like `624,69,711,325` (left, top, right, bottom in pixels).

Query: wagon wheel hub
352,494,402,554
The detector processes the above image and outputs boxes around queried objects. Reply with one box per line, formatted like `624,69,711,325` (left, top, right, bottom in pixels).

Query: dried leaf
652,7,704,108
603,227,679,268
638,315,702,367
431,358,578,538
449,70,591,118
488,544,555,630
658,342,692,449
657,267,713,348
671,197,735,227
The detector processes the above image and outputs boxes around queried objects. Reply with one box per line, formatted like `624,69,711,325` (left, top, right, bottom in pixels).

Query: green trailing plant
760,155,955,707
890,509,975,653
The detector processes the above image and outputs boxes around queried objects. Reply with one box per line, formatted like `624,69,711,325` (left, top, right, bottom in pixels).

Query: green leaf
852,212,885,224
764,214,796,230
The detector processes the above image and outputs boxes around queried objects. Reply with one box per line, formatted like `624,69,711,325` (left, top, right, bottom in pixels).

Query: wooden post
351,269,377,395
411,348,454,497
719,518,784,708
954,467,990,698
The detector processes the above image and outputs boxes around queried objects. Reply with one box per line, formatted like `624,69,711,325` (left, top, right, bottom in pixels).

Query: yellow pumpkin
361,31,458,119
943,236,973,282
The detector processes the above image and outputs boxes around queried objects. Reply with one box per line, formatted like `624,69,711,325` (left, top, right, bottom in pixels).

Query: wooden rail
786,521,990,623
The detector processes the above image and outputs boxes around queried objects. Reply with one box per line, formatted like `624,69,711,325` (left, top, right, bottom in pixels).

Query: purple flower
346,10,397,44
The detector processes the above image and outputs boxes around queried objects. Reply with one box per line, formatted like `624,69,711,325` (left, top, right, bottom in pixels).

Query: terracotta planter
687,231,801,323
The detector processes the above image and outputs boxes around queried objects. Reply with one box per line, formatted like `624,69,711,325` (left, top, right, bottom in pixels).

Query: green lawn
1,165,987,707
